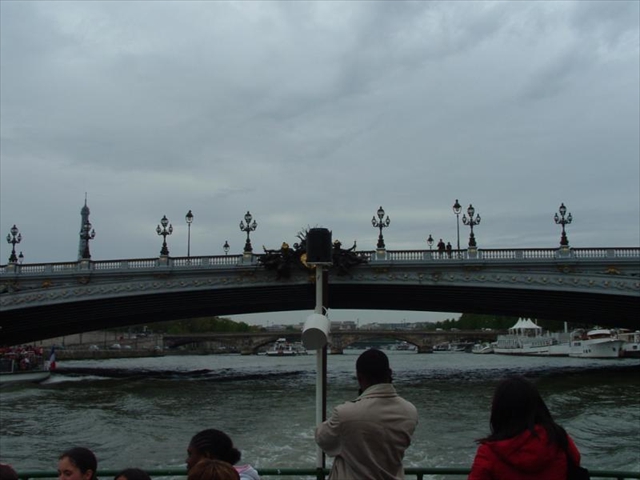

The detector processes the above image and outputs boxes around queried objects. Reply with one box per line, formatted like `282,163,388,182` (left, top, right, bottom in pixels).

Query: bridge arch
1,248,638,345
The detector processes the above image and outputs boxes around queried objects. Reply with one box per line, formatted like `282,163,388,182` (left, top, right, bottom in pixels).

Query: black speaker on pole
306,228,333,264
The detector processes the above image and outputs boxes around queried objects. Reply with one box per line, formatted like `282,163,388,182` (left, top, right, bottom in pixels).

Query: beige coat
315,383,418,480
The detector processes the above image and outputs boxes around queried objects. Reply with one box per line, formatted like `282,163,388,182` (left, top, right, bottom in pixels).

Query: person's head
187,459,239,480
0,463,19,480
186,429,241,473
356,349,392,392
113,469,150,480
58,447,97,480
487,375,563,443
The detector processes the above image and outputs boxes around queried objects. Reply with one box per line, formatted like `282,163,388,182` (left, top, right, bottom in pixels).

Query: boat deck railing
16,467,640,480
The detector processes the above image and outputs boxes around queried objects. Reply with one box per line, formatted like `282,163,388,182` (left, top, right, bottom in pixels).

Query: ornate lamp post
6,224,22,263
452,199,462,253
554,203,573,247
80,221,96,260
371,206,391,249
156,215,173,256
18,252,24,264
239,211,257,253
223,240,230,255
185,210,194,257
462,204,481,248
427,234,434,251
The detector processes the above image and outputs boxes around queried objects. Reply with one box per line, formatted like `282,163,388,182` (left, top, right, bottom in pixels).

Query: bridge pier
417,345,433,354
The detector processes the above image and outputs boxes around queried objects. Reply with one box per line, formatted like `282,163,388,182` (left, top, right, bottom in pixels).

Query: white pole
315,265,325,472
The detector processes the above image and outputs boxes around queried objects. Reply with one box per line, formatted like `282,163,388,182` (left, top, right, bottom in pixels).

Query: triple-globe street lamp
240,211,257,253
371,206,391,249
462,204,481,248
554,203,573,247
80,221,96,260
6,224,22,263
185,210,194,257
156,215,173,256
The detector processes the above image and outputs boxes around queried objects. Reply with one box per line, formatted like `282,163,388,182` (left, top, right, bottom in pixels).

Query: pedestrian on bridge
315,349,418,480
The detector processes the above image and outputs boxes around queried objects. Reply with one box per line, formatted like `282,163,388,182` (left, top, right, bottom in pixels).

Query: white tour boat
569,329,625,359
493,318,571,356
0,350,52,387
265,338,306,356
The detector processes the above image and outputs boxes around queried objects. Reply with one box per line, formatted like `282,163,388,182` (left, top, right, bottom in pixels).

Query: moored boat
493,318,570,356
471,343,494,354
569,329,625,359
394,341,416,351
618,330,640,358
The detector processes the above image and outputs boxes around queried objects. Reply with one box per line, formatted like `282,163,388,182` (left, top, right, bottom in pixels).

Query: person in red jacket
468,375,583,480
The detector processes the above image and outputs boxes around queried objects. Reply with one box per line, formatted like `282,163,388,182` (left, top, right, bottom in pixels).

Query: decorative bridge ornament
1,247,639,346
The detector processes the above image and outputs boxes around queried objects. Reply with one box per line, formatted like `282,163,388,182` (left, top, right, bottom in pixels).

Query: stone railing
1,247,639,276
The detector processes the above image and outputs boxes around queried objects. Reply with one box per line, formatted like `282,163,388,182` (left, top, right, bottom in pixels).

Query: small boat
265,338,306,356
569,329,625,359
471,343,494,354
449,342,474,353
0,347,53,386
395,341,416,351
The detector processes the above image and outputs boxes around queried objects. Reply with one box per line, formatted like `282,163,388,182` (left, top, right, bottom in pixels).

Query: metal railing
16,467,640,480
2,247,639,276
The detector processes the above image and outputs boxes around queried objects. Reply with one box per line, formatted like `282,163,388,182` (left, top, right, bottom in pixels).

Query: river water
1,351,639,477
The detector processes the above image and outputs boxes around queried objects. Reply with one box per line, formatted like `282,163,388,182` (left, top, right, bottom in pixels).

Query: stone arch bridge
163,330,501,354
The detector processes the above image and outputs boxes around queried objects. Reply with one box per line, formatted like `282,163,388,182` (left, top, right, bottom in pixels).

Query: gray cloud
1,1,638,285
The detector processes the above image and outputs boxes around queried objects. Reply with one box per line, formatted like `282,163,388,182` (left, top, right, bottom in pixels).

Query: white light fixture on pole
301,227,333,479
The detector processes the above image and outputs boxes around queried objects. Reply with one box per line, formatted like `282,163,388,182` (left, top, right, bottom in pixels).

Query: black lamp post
185,210,194,257
223,240,230,255
80,221,96,260
18,252,24,264
371,206,391,249
427,234,434,251
453,199,462,253
6,224,22,263
462,204,481,248
156,215,173,256
554,203,573,247
239,211,257,253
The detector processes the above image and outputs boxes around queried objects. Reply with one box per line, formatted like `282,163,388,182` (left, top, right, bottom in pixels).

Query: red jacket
468,425,582,480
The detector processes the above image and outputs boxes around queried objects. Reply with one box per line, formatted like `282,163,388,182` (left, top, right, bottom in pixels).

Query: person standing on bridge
468,375,586,480
315,349,418,480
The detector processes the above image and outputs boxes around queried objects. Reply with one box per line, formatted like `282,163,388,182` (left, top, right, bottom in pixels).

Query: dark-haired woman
113,468,150,480
58,447,97,480
186,429,260,480
468,375,583,480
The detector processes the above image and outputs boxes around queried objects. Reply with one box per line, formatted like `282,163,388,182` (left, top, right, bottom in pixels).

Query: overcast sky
1,1,638,326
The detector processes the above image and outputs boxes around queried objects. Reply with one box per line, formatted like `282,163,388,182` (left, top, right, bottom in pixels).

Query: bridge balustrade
2,247,639,276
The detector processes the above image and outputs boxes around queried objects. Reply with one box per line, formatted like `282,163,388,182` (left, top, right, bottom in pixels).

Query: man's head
356,349,392,392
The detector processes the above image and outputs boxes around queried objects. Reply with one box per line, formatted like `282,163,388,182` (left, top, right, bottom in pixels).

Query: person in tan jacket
315,349,418,480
